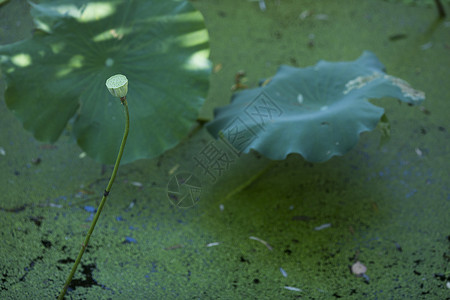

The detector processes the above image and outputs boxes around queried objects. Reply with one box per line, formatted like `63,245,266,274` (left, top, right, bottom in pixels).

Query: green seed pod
106,74,128,98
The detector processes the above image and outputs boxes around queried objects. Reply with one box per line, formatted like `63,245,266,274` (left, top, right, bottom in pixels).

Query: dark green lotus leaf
0,0,210,164
206,51,425,162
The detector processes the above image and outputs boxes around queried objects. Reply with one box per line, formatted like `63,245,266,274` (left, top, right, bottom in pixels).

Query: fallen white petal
315,223,331,231
284,286,302,292
249,236,273,251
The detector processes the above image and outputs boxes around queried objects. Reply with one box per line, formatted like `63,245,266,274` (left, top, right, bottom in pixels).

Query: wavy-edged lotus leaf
0,0,210,164
206,51,425,162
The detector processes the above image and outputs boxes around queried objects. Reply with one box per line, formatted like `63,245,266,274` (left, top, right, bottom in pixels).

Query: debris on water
219,204,224,211
131,181,143,187
415,148,423,157
79,152,86,158
249,236,273,251
351,261,367,276
299,10,311,20
213,63,223,73
84,206,96,213
284,286,302,292
0,147,5,155
388,33,407,41
394,242,402,252
259,0,266,11
123,236,137,244
49,203,62,208
419,106,431,115
434,273,446,281
31,157,41,165
314,223,331,231
206,242,220,247
247,0,266,11
231,70,248,91
168,164,179,175
280,267,288,277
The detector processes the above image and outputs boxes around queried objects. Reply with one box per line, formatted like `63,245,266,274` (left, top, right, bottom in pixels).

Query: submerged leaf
0,0,210,164
207,51,425,162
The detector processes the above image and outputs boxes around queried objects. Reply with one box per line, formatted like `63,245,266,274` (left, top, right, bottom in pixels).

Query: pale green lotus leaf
207,51,425,162
0,0,211,164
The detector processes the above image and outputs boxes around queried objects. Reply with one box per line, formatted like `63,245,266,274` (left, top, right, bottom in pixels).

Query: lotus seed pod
106,74,128,98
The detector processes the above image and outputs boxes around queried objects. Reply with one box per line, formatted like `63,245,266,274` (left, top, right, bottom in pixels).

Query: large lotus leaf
206,51,425,162
0,0,210,164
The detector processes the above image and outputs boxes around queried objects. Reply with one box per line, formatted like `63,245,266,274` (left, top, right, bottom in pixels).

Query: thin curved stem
434,0,446,19
222,160,277,202
58,97,129,299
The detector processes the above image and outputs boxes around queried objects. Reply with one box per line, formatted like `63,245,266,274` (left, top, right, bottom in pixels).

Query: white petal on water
249,236,273,251
280,267,288,277
415,148,423,157
259,0,266,11
284,286,302,292
314,223,331,231
299,10,310,20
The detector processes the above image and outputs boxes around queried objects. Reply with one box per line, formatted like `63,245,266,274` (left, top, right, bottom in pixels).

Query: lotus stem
58,76,130,299
434,0,446,18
